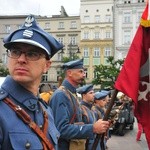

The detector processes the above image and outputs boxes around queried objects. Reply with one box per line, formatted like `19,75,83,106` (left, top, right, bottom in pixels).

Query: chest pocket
9,131,42,150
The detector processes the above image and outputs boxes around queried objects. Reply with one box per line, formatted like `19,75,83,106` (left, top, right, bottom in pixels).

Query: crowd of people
0,14,139,150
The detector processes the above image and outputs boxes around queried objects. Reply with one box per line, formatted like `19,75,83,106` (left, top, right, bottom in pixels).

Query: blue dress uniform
0,76,60,150
77,84,101,150
0,15,63,150
49,59,95,150
93,91,111,150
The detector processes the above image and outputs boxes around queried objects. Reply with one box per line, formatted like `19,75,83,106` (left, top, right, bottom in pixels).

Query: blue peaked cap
3,15,63,59
62,58,84,70
76,84,93,94
94,91,109,100
100,90,111,95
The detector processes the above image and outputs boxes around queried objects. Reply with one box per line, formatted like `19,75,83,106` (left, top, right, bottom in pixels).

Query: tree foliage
0,65,9,77
92,56,124,89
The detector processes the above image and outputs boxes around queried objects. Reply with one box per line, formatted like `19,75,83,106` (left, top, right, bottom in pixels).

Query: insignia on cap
24,15,34,27
23,29,33,38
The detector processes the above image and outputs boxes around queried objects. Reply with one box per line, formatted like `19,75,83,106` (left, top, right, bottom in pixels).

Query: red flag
114,2,150,149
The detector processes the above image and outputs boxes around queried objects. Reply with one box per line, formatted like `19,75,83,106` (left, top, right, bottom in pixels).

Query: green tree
0,65,9,77
92,56,124,89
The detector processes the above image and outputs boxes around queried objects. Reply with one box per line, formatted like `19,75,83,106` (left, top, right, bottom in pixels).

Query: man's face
83,90,95,103
95,99,107,108
7,43,51,85
67,68,86,86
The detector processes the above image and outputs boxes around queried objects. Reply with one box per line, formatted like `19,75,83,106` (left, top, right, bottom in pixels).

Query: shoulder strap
59,86,77,124
92,106,102,119
80,105,90,123
3,97,54,150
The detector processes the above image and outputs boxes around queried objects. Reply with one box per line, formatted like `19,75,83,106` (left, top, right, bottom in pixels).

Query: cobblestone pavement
107,119,149,150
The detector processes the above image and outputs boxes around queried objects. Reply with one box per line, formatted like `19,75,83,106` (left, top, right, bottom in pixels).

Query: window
45,22,50,29
58,22,64,29
123,30,131,44
94,47,100,57
83,32,89,39
105,15,111,22
2,53,7,64
95,15,100,23
123,12,131,23
106,31,111,38
42,72,48,82
57,53,63,61
5,25,11,33
83,47,89,57
94,32,100,39
70,21,77,28
58,37,64,44
84,68,88,78
104,47,111,57
84,16,90,23
70,36,77,45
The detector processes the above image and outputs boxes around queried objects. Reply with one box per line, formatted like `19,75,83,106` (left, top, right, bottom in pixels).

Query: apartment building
0,15,27,65
38,6,81,83
80,0,114,83
0,1,146,84
114,0,146,59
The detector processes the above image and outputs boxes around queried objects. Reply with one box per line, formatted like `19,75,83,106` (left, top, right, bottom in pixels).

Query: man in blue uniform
77,84,101,150
49,59,110,150
0,15,63,150
93,90,111,150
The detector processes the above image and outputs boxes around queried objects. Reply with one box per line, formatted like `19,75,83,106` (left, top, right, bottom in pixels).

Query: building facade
0,1,147,85
80,0,114,83
114,0,146,59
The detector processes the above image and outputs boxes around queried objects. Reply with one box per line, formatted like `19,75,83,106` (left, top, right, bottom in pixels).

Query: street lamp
67,42,81,60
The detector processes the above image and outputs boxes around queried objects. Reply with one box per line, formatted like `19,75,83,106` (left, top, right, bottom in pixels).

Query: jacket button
25,141,31,149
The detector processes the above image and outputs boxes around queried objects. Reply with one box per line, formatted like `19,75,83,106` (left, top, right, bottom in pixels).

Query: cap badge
23,29,33,38
24,15,34,27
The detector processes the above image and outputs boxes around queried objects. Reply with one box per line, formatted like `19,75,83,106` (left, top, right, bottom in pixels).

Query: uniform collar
1,75,39,111
62,79,76,94
81,100,93,109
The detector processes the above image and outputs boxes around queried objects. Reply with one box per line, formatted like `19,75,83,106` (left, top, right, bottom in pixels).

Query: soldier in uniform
49,59,109,150
92,90,111,150
77,84,101,150
0,15,63,150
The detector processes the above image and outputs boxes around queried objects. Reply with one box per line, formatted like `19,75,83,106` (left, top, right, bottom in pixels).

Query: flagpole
92,89,119,150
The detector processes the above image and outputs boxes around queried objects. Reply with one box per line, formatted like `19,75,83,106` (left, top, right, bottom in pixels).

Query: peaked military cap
100,90,111,95
94,91,108,100
76,84,93,94
3,15,63,59
62,58,84,70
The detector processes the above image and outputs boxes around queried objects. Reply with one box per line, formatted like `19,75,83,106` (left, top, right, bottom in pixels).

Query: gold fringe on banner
140,18,150,27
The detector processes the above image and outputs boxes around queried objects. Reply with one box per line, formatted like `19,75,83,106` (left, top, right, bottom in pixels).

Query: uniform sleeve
49,90,94,140
0,126,2,149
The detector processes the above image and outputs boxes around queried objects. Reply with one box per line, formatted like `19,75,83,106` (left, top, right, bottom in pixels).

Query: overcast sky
0,0,80,16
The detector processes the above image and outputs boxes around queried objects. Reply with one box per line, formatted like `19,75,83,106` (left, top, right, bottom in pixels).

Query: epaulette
0,89,8,101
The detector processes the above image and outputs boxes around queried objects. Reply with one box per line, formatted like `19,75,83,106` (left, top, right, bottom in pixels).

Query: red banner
114,3,150,149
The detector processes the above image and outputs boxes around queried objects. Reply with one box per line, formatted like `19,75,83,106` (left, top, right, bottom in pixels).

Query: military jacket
80,101,101,150
0,76,60,150
49,79,94,150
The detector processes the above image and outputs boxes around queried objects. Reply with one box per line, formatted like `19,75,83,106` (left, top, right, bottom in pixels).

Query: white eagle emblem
24,15,34,27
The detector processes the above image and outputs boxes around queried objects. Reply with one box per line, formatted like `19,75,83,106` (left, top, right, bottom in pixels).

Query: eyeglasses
7,49,46,61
